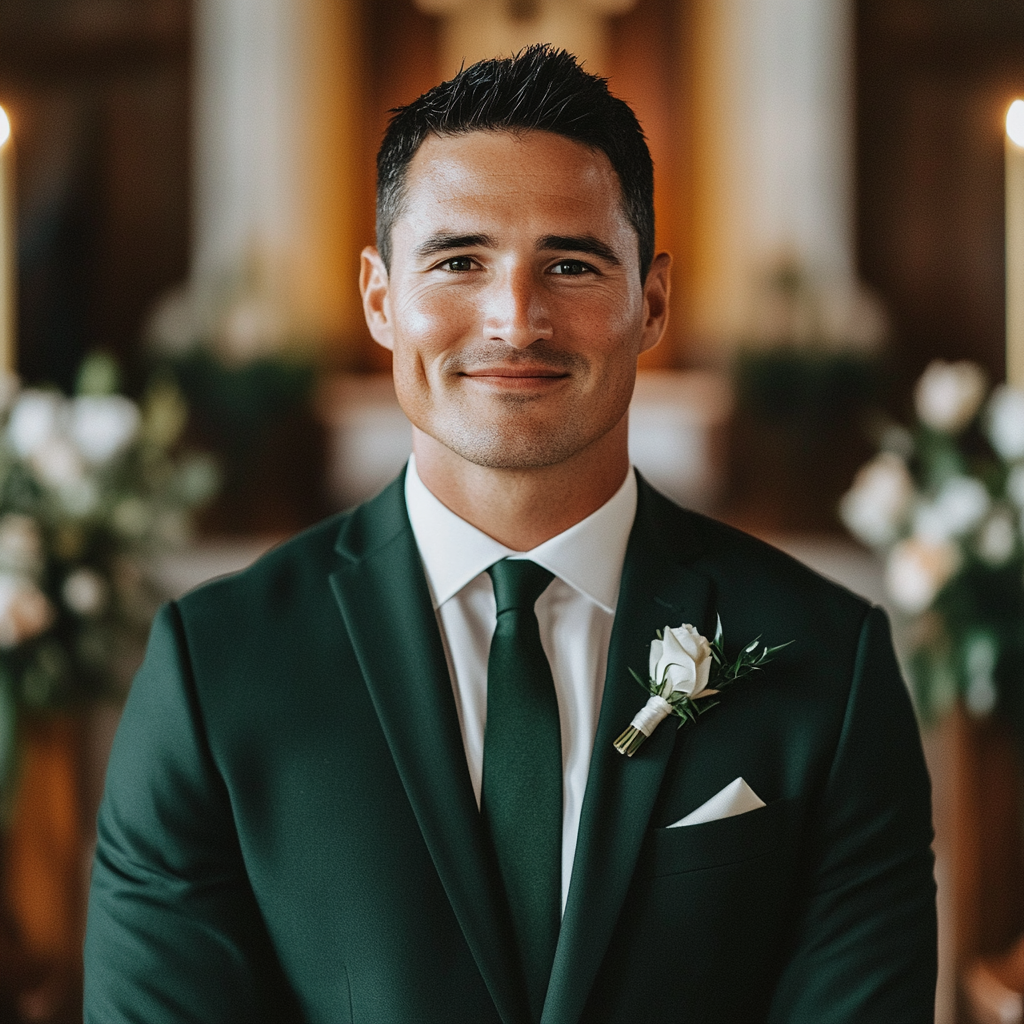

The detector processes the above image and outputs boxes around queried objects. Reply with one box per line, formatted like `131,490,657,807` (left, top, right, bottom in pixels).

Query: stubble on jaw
401,340,635,471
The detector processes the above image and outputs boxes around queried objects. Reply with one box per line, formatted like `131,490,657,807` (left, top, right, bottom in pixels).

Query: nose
481,265,553,349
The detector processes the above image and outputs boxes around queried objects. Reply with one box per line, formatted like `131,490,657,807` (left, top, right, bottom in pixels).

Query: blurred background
0,0,1021,1021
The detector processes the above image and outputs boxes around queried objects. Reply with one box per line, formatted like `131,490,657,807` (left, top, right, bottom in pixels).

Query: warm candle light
1007,100,1024,388
1009,100,1024,148
0,106,12,374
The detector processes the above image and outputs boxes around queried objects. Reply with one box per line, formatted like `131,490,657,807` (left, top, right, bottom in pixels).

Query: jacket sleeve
768,605,938,1023
84,603,302,1023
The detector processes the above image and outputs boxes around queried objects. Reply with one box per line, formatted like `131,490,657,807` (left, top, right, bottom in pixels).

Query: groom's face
360,129,668,470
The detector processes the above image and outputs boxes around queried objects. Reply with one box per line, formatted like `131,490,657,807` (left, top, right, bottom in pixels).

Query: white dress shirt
404,455,637,911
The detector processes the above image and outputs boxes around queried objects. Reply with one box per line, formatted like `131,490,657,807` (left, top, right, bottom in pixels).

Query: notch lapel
329,477,530,1024
542,480,715,1024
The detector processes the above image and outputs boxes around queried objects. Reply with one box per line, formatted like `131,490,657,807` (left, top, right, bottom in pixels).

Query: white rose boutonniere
650,623,713,698
614,618,789,757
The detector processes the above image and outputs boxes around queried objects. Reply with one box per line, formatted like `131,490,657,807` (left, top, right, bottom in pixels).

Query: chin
435,419,602,470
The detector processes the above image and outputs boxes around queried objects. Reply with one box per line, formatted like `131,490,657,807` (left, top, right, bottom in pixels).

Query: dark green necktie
482,559,562,1022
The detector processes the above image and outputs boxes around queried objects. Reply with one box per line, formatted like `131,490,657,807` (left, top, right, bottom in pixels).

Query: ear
360,246,394,351
639,251,672,354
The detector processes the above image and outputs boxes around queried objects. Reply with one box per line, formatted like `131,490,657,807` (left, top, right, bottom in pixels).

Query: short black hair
375,44,655,280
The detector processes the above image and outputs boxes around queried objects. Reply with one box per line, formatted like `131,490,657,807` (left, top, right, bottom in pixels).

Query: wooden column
927,707,1024,1022
1,714,88,1019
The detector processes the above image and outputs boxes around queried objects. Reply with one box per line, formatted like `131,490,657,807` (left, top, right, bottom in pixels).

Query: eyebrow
413,233,494,260
537,235,621,265
412,231,622,266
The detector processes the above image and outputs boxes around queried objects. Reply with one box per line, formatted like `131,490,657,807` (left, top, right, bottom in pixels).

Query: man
85,46,936,1023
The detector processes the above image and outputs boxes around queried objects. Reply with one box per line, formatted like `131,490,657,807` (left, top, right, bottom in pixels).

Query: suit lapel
542,479,715,1024
329,476,530,1024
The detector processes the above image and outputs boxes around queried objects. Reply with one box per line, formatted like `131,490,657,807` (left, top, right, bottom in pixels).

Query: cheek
390,289,471,418
393,286,474,359
557,291,643,353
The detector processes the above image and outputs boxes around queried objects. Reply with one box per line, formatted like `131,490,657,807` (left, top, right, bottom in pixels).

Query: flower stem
613,725,648,757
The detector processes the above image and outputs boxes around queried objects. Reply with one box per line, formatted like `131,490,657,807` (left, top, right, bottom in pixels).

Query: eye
436,256,475,273
549,259,594,276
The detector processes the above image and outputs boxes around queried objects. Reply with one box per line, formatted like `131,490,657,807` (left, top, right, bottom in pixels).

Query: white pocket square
666,777,766,828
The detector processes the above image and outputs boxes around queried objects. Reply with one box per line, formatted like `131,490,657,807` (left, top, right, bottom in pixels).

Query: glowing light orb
1008,100,1024,149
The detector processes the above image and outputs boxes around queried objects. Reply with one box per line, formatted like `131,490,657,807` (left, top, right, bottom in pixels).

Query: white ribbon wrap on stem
630,695,673,737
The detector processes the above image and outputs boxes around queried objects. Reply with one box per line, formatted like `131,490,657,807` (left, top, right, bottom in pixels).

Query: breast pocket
643,797,792,878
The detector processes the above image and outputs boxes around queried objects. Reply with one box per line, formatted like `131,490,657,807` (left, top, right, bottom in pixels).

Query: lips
442,342,584,382
462,370,567,379
460,369,570,393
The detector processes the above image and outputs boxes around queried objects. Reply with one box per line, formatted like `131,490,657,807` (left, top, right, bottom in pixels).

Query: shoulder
175,511,348,626
639,476,870,611
635,476,876,663
175,473,408,627
169,474,409,665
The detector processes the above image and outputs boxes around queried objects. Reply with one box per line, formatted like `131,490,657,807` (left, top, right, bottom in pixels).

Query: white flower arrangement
613,620,786,757
840,359,1024,719
0,356,218,788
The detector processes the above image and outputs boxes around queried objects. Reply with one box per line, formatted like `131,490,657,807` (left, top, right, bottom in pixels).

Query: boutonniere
613,618,788,757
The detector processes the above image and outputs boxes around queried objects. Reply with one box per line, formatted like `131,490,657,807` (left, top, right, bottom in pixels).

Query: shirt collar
405,455,637,614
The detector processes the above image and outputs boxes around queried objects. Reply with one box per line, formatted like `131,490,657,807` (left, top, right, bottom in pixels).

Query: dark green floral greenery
0,355,218,799
868,405,1024,729
735,349,880,430
913,421,999,493
165,350,315,461
911,558,1024,729
924,422,1021,727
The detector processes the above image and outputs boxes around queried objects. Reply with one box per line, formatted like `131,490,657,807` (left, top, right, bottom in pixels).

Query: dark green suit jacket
84,472,936,1023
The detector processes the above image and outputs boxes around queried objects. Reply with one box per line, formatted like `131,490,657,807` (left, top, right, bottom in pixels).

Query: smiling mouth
461,366,569,379
444,343,584,384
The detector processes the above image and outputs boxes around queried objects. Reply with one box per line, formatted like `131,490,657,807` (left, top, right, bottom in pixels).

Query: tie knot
487,559,554,615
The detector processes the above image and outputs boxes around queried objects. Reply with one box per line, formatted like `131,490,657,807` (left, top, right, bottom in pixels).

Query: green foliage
736,350,879,426
840,361,1024,729
0,359,218,798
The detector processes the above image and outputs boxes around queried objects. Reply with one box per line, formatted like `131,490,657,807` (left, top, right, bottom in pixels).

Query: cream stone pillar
690,0,870,352
192,0,362,359
416,0,636,79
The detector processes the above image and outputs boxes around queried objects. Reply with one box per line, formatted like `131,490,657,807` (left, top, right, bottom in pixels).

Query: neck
412,418,631,550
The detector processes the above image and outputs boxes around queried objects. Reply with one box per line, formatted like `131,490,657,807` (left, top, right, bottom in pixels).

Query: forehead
396,130,629,236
